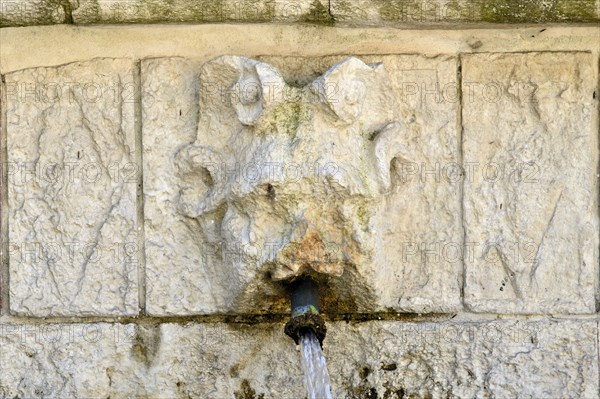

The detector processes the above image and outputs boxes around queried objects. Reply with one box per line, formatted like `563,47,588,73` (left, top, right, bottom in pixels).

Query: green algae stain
302,0,335,25
257,101,309,138
376,0,438,22
479,0,597,23
357,205,369,228
372,0,598,23
100,0,275,24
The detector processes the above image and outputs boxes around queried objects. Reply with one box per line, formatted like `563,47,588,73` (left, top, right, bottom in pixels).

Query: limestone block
2,0,598,26
331,0,477,24
0,319,596,397
5,59,138,316
72,0,330,24
1,91,4,313
325,319,599,398
330,0,599,24
141,58,220,315
0,323,139,397
462,52,598,313
365,55,462,313
143,55,461,315
0,0,76,27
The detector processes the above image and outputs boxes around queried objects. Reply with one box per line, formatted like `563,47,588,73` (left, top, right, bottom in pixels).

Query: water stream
299,329,333,399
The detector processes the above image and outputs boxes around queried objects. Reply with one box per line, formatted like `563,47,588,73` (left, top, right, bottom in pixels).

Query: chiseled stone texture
330,0,600,24
143,54,461,315
72,0,331,24
0,319,597,397
0,0,76,27
366,55,462,313
5,59,138,316
462,52,598,314
3,0,598,26
331,0,478,24
1,92,4,313
141,57,218,315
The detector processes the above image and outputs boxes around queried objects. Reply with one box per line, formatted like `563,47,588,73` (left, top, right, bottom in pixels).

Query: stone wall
1,23,599,398
1,0,599,26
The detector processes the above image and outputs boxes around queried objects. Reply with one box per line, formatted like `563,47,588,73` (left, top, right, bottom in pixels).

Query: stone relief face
174,56,415,310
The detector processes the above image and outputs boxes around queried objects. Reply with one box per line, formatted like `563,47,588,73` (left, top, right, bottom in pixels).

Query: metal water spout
284,278,327,346
284,278,333,399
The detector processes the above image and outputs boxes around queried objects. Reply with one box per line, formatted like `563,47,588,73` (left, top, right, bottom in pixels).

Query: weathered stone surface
331,0,475,24
330,0,600,24
477,0,599,23
3,0,598,26
143,55,461,315
0,323,138,397
366,55,462,313
325,319,599,398
0,0,76,27
5,59,138,316
142,57,222,315
0,319,597,397
462,52,598,314
1,89,4,314
72,0,330,24
267,54,464,312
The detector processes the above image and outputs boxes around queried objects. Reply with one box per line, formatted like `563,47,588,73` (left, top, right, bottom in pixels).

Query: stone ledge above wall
1,0,599,27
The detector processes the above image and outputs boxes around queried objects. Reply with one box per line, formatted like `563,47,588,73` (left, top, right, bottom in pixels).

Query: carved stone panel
462,52,598,313
143,55,461,315
6,59,139,316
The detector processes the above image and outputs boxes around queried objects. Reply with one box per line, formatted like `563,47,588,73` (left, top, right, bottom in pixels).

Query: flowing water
299,329,333,399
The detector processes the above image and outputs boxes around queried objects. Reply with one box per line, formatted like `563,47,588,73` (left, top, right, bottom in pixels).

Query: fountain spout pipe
284,278,327,347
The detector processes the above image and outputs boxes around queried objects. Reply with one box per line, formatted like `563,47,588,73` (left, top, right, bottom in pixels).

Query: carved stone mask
174,56,415,311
